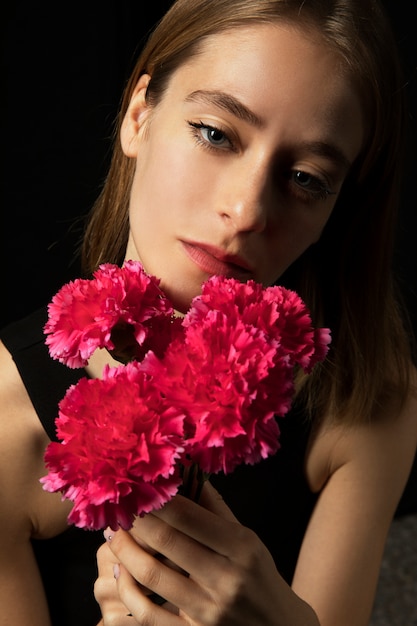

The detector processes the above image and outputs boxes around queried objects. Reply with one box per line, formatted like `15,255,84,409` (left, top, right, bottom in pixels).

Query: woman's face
122,23,364,311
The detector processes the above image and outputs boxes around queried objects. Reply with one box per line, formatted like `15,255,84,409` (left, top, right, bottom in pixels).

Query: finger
198,480,240,521
96,541,168,621
107,530,198,596
104,526,159,555
98,535,159,597
115,512,243,604
115,562,187,626
150,492,251,560
95,543,141,625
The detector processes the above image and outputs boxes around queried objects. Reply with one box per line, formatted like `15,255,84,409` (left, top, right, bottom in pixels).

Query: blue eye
188,121,234,151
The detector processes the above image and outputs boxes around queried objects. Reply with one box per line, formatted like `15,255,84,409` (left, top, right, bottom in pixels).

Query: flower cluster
44,260,179,366
41,262,331,531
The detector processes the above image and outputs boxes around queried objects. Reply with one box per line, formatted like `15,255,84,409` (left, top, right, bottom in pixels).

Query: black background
1,2,174,328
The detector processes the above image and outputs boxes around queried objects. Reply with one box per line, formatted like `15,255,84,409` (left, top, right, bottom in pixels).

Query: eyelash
287,171,336,202
187,120,336,202
188,120,236,152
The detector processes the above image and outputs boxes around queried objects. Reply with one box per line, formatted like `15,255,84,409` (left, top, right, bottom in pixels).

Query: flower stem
194,467,210,503
180,463,210,502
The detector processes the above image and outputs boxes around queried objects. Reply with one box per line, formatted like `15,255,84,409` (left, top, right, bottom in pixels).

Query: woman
1,0,416,625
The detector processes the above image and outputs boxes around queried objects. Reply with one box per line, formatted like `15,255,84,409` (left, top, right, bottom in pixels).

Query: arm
95,380,417,626
0,340,67,625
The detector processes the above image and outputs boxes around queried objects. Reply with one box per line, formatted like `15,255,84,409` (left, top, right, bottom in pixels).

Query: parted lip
181,240,253,276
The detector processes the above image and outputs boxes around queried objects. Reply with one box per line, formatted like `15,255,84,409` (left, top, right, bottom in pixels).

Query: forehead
180,22,354,109
163,22,364,159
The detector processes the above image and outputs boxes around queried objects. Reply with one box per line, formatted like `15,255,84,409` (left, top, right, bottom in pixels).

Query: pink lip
181,241,252,278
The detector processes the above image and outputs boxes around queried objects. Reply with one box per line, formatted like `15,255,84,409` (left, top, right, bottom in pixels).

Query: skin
0,20,415,626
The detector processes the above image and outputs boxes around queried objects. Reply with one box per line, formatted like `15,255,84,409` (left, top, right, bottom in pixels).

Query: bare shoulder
0,339,71,538
293,371,417,625
307,367,417,498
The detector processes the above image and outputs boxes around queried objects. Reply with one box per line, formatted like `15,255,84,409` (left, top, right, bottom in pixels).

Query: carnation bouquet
41,261,330,531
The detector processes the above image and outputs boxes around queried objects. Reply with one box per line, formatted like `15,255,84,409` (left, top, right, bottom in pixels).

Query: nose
217,160,271,233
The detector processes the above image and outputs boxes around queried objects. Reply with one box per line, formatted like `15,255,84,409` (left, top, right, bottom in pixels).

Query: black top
0,307,318,625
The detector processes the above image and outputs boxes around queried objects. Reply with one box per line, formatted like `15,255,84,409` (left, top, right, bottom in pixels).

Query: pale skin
0,20,416,626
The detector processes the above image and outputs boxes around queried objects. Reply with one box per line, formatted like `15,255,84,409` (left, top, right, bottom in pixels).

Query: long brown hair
81,0,414,424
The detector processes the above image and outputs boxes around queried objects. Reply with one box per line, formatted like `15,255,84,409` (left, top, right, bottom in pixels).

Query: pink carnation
143,309,285,475
146,275,330,475
41,362,185,530
185,276,331,371
44,261,179,367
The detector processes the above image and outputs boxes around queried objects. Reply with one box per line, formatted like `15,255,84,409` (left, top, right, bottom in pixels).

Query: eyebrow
185,89,264,128
185,89,352,171
298,140,352,171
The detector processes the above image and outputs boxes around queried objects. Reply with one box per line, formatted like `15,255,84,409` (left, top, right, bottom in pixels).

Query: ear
120,73,152,158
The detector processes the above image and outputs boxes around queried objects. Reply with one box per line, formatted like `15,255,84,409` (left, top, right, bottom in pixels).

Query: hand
95,482,310,625
95,530,180,624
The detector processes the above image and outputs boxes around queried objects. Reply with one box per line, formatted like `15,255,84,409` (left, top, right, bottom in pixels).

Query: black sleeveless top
0,307,318,626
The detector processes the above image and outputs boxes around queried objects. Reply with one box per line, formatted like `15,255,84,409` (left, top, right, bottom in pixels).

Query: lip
181,241,253,278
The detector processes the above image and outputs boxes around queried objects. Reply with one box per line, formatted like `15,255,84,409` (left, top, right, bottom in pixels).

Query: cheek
265,205,334,280
298,200,335,245
131,135,203,210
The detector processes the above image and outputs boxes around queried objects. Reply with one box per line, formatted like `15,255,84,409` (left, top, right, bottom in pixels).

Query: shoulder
0,339,71,538
307,368,417,497
0,337,44,455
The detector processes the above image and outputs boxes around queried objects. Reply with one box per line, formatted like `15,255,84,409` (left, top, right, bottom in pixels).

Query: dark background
1,1,174,328
1,1,417,513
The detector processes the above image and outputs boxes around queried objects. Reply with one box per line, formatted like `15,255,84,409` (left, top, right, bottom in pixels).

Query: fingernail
103,527,113,542
113,563,120,579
